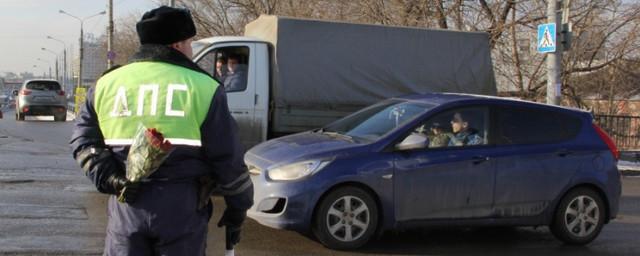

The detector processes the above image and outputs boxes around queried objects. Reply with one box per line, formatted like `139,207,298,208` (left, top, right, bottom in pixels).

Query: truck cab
192,36,270,148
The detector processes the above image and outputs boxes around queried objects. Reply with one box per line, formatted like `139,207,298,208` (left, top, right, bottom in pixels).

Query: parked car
245,93,622,250
14,79,67,121
0,92,8,107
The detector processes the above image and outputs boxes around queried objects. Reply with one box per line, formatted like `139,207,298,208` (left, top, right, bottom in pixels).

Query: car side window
410,106,489,149
196,46,250,93
496,106,581,145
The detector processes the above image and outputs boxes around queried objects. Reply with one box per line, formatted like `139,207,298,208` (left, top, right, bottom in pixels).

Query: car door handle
556,149,573,157
472,156,490,165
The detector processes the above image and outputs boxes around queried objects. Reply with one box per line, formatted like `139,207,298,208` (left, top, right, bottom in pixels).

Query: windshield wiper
321,131,354,142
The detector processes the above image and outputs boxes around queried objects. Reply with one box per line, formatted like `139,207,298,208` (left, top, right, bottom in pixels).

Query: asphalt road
1,108,639,255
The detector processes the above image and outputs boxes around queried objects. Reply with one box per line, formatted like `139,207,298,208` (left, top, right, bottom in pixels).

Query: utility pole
55,59,59,81
79,24,84,88
42,48,59,82
546,0,562,105
170,0,175,7
60,10,105,89
107,0,114,69
48,36,68,88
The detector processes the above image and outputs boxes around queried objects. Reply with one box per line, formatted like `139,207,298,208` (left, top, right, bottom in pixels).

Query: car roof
23,79,60,84
395,93,590,114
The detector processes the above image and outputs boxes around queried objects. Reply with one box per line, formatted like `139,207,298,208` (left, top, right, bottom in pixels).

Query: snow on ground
619,160,640,171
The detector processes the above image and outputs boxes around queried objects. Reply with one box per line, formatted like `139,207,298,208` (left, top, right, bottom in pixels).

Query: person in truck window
215,57,227,82
223,54,247,92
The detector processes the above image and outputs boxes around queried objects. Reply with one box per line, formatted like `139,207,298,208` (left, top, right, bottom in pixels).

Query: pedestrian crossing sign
537,23,556,53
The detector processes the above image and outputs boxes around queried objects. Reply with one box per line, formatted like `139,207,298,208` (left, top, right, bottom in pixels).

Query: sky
0,0,161,76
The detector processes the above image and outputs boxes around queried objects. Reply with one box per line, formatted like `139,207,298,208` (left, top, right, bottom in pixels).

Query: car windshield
323,99,434,142
26,81,60,91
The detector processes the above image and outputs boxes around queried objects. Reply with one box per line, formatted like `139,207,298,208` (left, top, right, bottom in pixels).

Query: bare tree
104,0,640,114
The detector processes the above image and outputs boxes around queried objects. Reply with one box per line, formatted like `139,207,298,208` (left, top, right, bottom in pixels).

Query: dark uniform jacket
70,45,253,211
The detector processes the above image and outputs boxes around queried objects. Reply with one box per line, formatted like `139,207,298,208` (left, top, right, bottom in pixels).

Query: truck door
195,43,259,149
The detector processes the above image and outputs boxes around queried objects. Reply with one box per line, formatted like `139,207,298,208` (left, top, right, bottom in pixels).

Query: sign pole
546,0,562,105
107,0,114,69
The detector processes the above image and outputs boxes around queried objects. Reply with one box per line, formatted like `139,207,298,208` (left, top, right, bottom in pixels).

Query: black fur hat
136,6,196,45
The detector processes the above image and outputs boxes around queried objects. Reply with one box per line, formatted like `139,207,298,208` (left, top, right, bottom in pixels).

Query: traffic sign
537,23,556,53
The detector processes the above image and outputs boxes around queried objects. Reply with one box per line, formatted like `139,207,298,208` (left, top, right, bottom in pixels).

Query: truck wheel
550,187,605,245
313,186,378,250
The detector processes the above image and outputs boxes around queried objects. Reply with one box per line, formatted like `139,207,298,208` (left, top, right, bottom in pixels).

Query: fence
594,115,640,150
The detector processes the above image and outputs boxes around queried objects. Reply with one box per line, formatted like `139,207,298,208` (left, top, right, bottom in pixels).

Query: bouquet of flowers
117,124,173,203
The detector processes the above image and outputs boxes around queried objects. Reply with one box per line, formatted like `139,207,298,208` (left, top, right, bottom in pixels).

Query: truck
191,15,497,148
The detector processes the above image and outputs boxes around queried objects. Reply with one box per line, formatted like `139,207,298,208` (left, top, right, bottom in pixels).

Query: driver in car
448,112,483,146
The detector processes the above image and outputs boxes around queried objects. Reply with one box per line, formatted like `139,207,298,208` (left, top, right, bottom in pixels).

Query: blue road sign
537,23,556,53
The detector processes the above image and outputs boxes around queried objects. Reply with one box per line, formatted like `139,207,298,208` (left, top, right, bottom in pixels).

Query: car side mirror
12,90,18,96
396,133,427,151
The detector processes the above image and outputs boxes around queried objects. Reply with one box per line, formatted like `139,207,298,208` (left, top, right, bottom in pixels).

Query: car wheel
313,186,378,250
550,187,606,245
16,112,24,121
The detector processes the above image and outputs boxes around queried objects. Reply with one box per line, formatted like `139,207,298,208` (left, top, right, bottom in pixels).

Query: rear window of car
496,106,582,145
25,81,61,91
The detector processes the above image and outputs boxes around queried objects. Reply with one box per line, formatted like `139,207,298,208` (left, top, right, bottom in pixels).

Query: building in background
72,34,107,88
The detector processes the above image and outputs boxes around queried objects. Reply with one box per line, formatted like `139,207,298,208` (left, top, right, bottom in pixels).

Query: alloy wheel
564,195,600,238
325,195,370,242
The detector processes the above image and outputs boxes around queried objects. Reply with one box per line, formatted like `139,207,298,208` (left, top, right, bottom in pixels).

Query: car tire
312,186,379,250
16,112,24,121
550,187,606,245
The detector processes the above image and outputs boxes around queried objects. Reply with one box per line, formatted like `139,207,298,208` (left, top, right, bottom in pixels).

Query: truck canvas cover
245,15,497,110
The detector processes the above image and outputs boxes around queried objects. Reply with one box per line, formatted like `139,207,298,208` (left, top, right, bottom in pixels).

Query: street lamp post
36,58,52,79
46,36,67,89
59,9,106,89
42,48,59,82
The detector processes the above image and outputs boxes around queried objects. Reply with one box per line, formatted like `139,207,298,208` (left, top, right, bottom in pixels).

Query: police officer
70,6,253,255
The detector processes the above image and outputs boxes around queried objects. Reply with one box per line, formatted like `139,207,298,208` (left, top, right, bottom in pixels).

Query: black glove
108,174,140,204
76,146,125,194
217,209,247,247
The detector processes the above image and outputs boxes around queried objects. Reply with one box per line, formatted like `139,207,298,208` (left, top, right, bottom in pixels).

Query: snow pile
619,160,640,171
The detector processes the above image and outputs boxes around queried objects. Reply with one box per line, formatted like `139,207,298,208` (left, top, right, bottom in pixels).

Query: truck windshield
323,99,434,142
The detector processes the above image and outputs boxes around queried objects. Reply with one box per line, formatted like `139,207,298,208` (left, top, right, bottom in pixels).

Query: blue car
245,93,621,249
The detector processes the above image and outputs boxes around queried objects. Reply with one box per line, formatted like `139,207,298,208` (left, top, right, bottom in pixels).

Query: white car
15,80,67,121
0,93,8,107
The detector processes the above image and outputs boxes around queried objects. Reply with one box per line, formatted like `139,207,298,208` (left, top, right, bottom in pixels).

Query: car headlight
267,160,331,181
